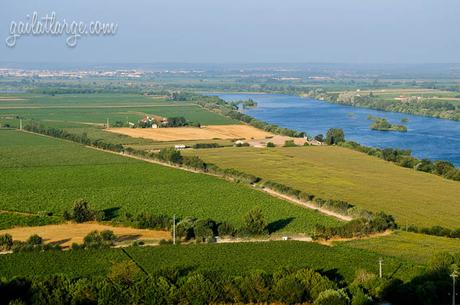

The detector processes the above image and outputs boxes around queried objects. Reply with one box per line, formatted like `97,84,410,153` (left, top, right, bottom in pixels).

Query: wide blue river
216,93,460,167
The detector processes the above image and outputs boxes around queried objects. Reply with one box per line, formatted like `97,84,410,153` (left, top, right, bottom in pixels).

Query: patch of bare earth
0,222,170,248
106,124,274,141
317,230,394,246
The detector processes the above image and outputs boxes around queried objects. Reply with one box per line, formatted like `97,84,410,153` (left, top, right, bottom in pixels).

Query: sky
0,0,459,64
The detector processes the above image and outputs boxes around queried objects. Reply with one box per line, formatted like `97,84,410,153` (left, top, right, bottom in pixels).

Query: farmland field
184,146,460,228
107,124,273,141
342,231,460,264
0,130,340,233
0,241,422,282
0,93,238,127
0,223,170,248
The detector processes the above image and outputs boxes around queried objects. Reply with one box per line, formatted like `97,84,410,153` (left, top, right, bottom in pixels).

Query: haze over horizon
1,0,460,64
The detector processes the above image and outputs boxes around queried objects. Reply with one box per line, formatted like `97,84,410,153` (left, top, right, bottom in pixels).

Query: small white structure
235,140,245,145
175,144,186,150
282,236,289,241
151,124,158,129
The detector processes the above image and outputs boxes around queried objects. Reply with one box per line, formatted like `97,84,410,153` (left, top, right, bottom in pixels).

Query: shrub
158,147,183,164
217,222,237,237
314,289,349,305
266,142,275,147
241,207,267,235
64,199,103,223
0,233,13,251
83,230,117,249
193,219,216,242
283,140,297,147
325,128,345,145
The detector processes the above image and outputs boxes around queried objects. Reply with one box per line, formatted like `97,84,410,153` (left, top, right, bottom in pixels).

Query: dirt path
262,188,352,221
0,222,170,248
316,230,394,246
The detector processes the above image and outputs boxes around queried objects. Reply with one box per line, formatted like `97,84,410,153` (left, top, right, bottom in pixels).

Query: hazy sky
1,0,459,64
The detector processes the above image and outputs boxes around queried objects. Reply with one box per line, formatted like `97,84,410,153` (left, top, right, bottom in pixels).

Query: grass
0,130,340,233
342,231,460,264
0,241,422,282
184,146,460,228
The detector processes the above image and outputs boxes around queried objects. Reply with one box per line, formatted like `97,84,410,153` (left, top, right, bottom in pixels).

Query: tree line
1,251,459,305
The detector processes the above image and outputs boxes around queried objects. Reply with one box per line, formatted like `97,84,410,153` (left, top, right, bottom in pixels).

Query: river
216,93,460,167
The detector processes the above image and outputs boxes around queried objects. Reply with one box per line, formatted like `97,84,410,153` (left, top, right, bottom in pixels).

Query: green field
0,130,340,233
0,93,238,128
0,212,61,229
184,146,460,228
0,241,422,282
343,231,460,264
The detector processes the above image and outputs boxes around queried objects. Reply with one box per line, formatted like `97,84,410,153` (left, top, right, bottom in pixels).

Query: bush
193,219,216,242
0,233,13,251
314,289,349,305
283,140,297,147
192,143,221,149
325,128,345,145
241,207,267,235
83,230,117,249
158,147,183,164
64,199,103,223
266,142,275,147
217,222,237,237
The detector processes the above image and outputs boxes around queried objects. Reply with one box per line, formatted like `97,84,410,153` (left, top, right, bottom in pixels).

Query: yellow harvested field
0,223,170,248
106,125,274,141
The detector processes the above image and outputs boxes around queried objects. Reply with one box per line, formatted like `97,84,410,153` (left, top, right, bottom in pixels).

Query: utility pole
452,268,459,305
379,257,383,278
106,118,109,129
19,118,22,130
173,215,176,245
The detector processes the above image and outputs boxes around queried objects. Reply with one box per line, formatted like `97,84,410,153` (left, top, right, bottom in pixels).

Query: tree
158,147,183,164
266,142,275,147
194,219,216,242
314,134,324,142
71,199,98,223
415,159,434,173
325,128,345,145
83,230,117,249
432,160,455,176
108,261,140,286
273,275,305,304
242,208,267,235
314,289,349,305
0,233,13,251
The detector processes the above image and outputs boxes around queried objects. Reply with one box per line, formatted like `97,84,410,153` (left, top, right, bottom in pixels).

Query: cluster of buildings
138,115,169,128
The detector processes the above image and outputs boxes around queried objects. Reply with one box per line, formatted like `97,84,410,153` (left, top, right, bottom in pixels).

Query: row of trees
340,140,460,181
307,88,460,121
2,252,459,305
0,234,60,253
23,123,124,153
262,180,372,218
407,225,460,239
314,212,397,240
0,265,352,305
119,208,269,242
